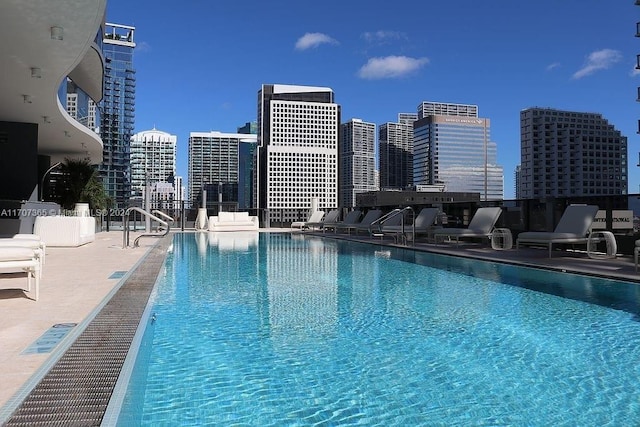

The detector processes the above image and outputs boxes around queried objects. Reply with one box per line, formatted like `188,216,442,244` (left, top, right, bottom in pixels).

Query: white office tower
129,128,177,202
257,84,340,224
413,101,504,201
340,119,377,207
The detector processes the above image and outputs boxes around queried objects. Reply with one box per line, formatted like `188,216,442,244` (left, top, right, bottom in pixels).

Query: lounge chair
0,246,41,300
433,207,502,245
0,238,45,273
323,210,361,233
339,209,383,235
516,204,599,258
307,209,340,231
291,211,325,230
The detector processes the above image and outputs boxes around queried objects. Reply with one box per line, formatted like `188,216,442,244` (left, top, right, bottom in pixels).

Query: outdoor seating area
296,204,635,263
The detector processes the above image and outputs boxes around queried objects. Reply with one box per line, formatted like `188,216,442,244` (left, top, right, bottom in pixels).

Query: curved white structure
0,0,107,163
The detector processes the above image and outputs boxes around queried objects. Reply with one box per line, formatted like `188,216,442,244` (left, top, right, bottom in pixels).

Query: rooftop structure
0,0,106,206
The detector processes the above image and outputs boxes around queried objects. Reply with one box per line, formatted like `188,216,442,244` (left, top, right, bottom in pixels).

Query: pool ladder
122,207,173,248
369,207,415,246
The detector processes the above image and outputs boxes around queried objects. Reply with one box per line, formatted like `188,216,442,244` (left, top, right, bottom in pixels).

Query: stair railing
122,207,171,248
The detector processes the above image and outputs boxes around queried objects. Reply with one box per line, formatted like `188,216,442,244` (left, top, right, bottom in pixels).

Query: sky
106,0,640,199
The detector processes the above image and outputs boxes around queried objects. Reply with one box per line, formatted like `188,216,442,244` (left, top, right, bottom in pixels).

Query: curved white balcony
0,0,107,163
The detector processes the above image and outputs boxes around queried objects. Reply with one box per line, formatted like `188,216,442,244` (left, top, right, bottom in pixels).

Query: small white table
491,228,513,250
587,231,617,259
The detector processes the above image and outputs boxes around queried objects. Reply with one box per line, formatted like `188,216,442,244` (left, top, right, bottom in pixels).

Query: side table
491,228,513,250
587,231,617,259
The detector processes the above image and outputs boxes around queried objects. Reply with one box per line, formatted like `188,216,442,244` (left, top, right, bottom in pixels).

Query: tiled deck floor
0,232,153,414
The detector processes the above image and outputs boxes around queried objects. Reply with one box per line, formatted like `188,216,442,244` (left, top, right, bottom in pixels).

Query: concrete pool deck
0,228,639,422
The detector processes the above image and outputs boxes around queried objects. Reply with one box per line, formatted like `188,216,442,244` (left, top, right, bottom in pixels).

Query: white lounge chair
0,247,41,300
433,207,502,245
0,238,45,275
291,211,325,230
516,204,599,258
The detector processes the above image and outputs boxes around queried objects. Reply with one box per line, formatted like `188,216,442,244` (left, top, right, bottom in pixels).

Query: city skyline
105,0,640,199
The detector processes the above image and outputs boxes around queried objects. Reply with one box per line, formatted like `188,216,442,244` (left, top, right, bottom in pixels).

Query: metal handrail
369,207,415,245
369,208,402,234
122,207,170,248
152,210,175,229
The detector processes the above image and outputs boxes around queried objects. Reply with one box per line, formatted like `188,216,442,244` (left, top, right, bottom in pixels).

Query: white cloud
362,30,405,43
295,32,339,51
572,49,622,79
546,62,560,71
357,55,429,79
135,41,151,53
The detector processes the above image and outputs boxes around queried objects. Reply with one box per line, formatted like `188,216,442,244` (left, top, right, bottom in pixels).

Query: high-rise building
257,84,340,223
418,101,478,118
413,101,504,200
174,175,185,207
99,23,136,208
65,79,98,132
514,165,522,200
238,122,257,210
188,131,257,209
339,118,377,207
129,128,177,203
379,113,417,190
520,107,627,198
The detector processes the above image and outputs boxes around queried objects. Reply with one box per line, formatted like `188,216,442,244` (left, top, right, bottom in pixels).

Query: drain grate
2,237,171,427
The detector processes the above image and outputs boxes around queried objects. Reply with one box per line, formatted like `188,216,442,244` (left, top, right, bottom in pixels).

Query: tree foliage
55,158,111,211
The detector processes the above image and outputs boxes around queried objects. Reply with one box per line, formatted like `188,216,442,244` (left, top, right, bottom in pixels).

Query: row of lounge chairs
293,204,603,259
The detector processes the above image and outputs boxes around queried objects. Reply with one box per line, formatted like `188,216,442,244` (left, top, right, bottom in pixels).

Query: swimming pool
113,232,640,425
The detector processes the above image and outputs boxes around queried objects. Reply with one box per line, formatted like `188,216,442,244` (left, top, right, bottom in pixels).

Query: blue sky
106,0,640,199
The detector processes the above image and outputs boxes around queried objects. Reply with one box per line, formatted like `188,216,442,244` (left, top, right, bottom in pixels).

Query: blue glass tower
100,23,136,208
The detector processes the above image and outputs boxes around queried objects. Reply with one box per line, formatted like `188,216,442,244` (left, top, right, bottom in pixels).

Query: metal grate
2,237,171,427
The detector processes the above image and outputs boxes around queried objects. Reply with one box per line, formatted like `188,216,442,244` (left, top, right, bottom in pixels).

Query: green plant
55,158,111,211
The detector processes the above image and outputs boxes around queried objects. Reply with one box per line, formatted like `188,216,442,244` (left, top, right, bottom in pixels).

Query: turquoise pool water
116,232,640,426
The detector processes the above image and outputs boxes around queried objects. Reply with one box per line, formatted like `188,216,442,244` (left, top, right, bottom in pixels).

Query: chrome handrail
369,207,415,245
123,207,170,248
369,208,402,234
152,210,175,230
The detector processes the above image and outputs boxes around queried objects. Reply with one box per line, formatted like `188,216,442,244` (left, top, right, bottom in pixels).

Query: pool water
116,232,640,426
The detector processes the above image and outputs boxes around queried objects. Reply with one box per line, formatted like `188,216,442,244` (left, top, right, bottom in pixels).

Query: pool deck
0,228,639,421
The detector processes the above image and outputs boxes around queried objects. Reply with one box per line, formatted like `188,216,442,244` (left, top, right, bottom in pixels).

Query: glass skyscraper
413,102,504,201
99,23,136,208
237,122,257,210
